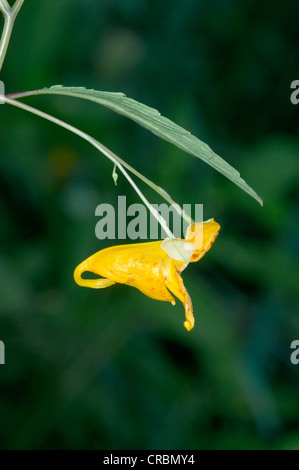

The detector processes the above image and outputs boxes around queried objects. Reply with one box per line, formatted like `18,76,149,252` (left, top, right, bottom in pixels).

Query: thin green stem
0,0,10,15
1,95,176,239
0,0,25,71
12,0,25,17
0,3,12,71
7,89,194,226
113,155,194,226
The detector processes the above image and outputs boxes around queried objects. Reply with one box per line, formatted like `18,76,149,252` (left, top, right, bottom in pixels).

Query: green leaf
22,85,263,205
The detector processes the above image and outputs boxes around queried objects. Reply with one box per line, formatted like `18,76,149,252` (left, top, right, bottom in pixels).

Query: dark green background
0,0,298,450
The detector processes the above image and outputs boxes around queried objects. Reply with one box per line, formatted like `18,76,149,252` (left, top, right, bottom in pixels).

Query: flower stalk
0,0,25,72
1,94,178,238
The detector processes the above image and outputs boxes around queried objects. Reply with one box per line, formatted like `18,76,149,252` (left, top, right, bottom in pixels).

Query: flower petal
185,219,220,262
74,241,175,303
74,218,220,331
162,257,194,331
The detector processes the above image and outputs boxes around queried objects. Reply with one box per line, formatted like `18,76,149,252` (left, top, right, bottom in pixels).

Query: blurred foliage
0,0,299,450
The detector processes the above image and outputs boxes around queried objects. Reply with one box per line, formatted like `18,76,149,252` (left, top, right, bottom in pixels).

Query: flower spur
74,219,220,331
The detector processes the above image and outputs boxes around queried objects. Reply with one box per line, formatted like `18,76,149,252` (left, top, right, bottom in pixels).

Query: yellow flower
74,219,220,331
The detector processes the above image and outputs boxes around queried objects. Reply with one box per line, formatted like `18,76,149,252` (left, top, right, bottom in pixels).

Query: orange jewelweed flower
74,219,220,331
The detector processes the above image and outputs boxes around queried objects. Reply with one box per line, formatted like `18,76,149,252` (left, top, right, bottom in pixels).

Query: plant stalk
6,90,194,226
1,95,176,239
